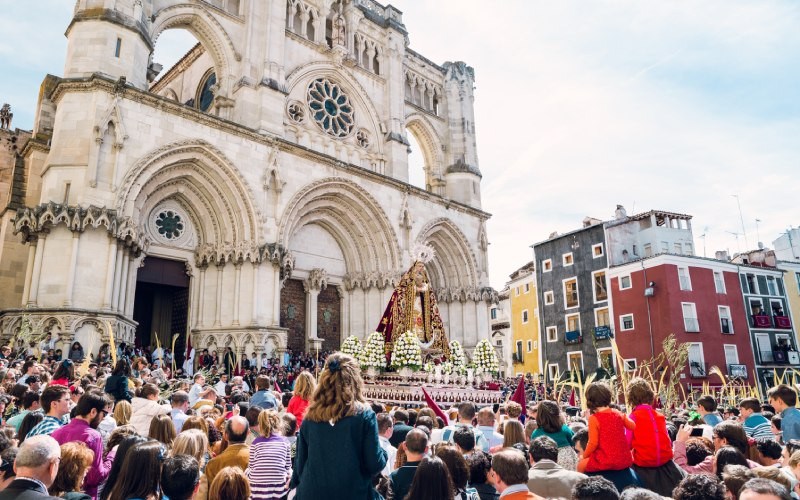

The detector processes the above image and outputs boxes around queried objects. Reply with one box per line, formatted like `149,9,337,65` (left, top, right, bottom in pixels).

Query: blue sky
1,1,799,288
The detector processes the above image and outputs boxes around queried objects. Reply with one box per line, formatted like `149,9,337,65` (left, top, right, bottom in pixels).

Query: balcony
689,361,707,378
594,326,613,340
775,316,792,329
512,352,523,364
752,315,772,328
684,317,700,333
564,330,582,345
728,364,747,379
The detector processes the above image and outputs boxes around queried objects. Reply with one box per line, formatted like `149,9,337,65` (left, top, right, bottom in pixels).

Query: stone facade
0,0,495,360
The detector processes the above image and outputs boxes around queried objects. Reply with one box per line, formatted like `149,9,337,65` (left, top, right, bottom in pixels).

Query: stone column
21,241,36,306
197,267,207,328
123,256,140,317
272,265,281,327
28,237,46,306
232,263,242,326
116,252,130,313
214,263,224,327
64,233,81,307
337,285,348,344
250,262,260,326
110,244,123,310
303,269,327,349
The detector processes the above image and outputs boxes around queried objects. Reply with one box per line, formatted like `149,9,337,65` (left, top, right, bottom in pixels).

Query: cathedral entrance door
280,279,306,352
317,287,341,351
132,256,190,367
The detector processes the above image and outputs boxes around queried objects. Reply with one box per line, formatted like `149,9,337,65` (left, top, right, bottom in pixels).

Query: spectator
721,464,755,500
209,466,250,500
740,398,773,440
672,473,727,500
68,342,84,363
768,385,800,443
675,420,753,475
286,372,315,428
98,435,146,500
106,440,165,500
476,407,503,450
489,449,543,500
249,375,278,411
466,451,498,500
0,435,61,500
171,429,209,472
26,385,70,439
491,420,526,453
18,412,44,445
103,360,133,403
0,447,17,491
247,409,291,500
527,436,587,498
214,374,228,396
170,391,190,433
751,467,792,495
199,416,250,498
389,409,414,448
7,391,40,433
161,455,200,500
376,412,397,476
571,476,619,500
290,353,387,499
130,383,170,436
149,414,177,448
772,415,783,442
51,390,113,498
715,446,750,478
403,456,454,500
436,445,480,499
755,439,783,467
530,400,578,470
685,438,713,466
697,395,723,427
188,374,206,406
49,442,93,499
112,400,132,426
739,477,791,500
442,402,489,452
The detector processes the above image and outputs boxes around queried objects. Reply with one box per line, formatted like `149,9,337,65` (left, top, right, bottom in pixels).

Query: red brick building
608,254,755,387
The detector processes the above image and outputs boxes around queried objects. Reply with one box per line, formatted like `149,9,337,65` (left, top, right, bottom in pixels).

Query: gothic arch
285,62,384,152
278,178,400,273
150,4,239,95
405,113,444,182
116,139,261,247
415,218,479,289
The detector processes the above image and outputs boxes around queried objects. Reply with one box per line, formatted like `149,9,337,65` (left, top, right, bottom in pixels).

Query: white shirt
188,383,204,405
215,380,228,395
379,436,397,476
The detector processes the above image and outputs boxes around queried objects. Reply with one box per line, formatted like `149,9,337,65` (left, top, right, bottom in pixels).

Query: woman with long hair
50,442,94,499
104,359,133,402
17,411,43,444
105,425,137,460
113,400,132,426
149,413,176,448
404,456,455,500
289,352,387,499
529,400,578,470
182,415,214,466
171,429,210,471
286,371,316,429
68,342,84,362
248,409,291,499
496,420,526,450
51,360,75,386
436,446,480,500
99,435,147,500
107,440,165,500
209,466,251,500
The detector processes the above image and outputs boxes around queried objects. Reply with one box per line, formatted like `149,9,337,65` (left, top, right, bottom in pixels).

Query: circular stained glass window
155,210,184,240
307,78,354,138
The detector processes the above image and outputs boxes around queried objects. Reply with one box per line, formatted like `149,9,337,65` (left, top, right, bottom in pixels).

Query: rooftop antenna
700,227,708,258
755,218,762,247
732,194,749,249
726,230,741,254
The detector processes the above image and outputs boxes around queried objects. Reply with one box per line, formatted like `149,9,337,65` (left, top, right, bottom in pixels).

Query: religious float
347,245,503,408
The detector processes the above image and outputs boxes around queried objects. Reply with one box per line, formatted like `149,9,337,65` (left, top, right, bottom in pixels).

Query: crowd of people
0,342,797,500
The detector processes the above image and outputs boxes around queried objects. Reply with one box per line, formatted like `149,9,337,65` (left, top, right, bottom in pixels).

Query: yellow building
508,262,541,377
779,261,800,346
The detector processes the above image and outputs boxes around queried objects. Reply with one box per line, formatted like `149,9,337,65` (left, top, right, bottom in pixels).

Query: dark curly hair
572,476,619,500
672,474,726,500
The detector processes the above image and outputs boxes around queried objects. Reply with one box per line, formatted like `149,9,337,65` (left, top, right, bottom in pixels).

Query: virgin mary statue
375,246,451,359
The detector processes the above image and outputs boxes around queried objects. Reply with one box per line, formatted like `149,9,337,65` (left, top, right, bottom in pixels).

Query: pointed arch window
197,71,216,113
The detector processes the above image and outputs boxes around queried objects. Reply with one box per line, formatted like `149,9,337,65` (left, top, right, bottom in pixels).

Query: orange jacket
630,405,673,467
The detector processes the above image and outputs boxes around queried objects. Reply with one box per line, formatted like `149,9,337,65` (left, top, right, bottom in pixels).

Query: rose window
307,78,354,138
154,210,184,240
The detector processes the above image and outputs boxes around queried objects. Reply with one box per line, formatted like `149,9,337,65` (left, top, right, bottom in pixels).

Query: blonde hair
149,413,176,447
293,371,317,401
258,409,283,437
171,429,209,467
209,466,250,500
502,419,526,448
304,352,365,424
789,450,800,469
113,400,132,425
505,402,522,419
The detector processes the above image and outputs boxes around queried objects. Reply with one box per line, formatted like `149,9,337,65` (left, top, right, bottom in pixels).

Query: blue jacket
781,407,800,443
291,407,387,500
249,390,278,410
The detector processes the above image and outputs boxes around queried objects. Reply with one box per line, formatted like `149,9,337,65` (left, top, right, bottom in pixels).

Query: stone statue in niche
0,104,12,130
332,6,346,47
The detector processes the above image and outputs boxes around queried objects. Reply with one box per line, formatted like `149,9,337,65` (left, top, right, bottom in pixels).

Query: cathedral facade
0,0,494,360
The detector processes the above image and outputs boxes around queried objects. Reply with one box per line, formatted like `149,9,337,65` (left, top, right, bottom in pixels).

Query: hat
192,399,214,410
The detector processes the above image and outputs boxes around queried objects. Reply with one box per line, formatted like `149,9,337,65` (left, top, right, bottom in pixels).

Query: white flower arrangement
341,336,363,359
423,361,434,373
473,339,499,374
359,332,387,370
441,361,454,375
449,340,468,375
391,331,423,371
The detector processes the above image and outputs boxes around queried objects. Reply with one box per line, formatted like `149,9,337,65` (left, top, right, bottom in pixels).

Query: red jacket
630,405,673,467
586,409,634,472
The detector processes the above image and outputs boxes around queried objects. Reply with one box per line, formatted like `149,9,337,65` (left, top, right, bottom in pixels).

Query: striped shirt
744,413,774,440
26,415,64,439
246,434,292,500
